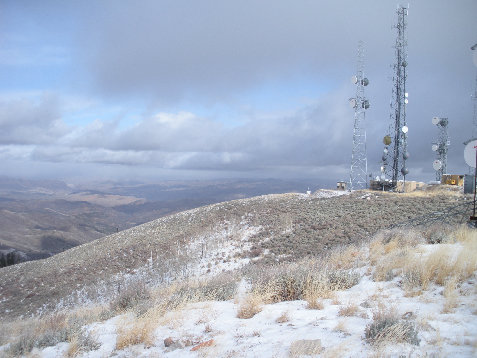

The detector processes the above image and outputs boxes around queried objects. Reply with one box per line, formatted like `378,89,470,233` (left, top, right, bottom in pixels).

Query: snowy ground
20,241,477,358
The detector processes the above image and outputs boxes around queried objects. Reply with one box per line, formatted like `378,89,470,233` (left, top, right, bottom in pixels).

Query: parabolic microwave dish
464,139,477,168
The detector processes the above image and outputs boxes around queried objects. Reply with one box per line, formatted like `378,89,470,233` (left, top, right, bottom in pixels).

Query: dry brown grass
365,305,420,346
338,303,360,317
371,225,477,298
328,244,366,270
402,185,461,197
237,291,267,319
442,277,459,313
275,311,289,323
303,275,333,309
115,319,152,350
1,305,106,357
66,335,80,357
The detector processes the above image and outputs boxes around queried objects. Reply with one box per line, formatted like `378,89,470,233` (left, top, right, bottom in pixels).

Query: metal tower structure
472,44,477,140
464,43,477,175
431,117,449,181
382,5,409,190
349,41,369,191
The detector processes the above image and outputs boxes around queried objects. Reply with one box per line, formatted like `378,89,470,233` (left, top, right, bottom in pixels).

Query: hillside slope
2,220,476,357
0,189,469,319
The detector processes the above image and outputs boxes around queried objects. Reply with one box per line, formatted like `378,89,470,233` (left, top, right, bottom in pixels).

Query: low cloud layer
0,89,355,178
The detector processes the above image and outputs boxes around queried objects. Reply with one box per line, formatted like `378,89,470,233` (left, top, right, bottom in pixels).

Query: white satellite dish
432,117,440,125
351,75,358,84
464,139,477,168
349,98,357,108
433,160,442,171
402,126,408,133
431,144,438,152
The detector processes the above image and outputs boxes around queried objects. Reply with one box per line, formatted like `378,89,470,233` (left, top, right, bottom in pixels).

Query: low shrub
338,303,359,317
365,311,420,346
237,291,265,319
109,281,151,313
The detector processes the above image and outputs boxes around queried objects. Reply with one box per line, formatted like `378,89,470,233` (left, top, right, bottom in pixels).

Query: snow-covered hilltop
0,188,475,357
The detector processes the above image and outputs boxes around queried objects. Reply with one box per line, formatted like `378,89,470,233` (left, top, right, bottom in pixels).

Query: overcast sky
0,0,476,185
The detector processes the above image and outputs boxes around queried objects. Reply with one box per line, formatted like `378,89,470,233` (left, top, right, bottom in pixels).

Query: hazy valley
0,177,312,265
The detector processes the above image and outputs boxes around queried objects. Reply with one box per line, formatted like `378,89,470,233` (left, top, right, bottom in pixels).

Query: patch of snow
297,189,350,200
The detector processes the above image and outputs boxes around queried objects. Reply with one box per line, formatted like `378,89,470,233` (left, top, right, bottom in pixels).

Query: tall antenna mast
349,41,369,191
471,44,477,139
472,73,477,140
465,44,477,174
431,117,449,181
382,5,409,190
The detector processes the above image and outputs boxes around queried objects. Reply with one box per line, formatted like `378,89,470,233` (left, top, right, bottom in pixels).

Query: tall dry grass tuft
237,290,268,319
242,258,361,309
369,228,424,276
327,244,366,270
115,320,151,350
365,306,420,346
109,272,241,347
373,225,477,297
303,275,327,309
2,306,105,357
442,276,459,313
338,303,360,317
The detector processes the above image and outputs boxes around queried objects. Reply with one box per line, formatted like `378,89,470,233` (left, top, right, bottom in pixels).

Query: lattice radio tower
464,44,477,174
431,117,449,181
382,5,409,190
472,44,477,140
349,41,369,191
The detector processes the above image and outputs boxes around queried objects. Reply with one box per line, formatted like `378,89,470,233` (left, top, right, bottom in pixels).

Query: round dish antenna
433,160,442,171
383,135,392,146
349,98,357,108
432,144,438,152
464,139,477,168
402,126,408,133
432,117,440,125
351,75,358,84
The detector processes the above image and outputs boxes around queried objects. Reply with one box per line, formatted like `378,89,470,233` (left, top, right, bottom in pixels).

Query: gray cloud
8,87,353,173
82,0,394,102
0,94,69,145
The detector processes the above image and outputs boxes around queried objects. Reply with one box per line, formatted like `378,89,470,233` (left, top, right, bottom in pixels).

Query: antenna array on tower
381,5,409,190
431,117,449,181
349,41,369,191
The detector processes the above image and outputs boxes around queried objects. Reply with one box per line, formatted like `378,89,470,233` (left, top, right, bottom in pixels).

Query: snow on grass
297,189,351,200
190,224,260,277
22,266,476,357
2,226,476,357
